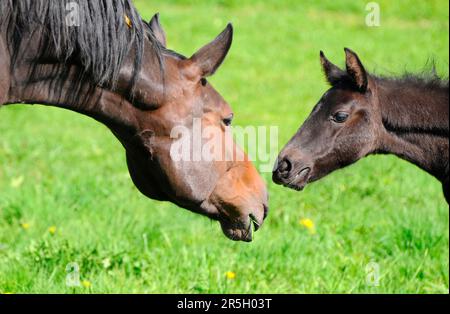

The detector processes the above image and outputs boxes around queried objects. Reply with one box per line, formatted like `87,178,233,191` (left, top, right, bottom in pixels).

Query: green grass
0,0,448,293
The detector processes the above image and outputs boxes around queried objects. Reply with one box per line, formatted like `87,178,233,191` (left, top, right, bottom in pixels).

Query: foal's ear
344,48,368,92
149,13,167,47
190,24,233,77
320,51,347,86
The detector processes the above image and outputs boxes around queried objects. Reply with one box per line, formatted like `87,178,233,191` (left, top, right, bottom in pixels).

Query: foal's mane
0,0,163,91
373,70,449,136
375,70,449,94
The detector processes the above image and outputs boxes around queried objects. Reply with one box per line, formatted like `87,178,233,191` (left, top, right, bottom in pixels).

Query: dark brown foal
274,48,449,204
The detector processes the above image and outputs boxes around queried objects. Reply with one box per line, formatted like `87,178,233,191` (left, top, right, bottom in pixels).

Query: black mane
374,70,449,135
374,70,449,93
0,0,162,91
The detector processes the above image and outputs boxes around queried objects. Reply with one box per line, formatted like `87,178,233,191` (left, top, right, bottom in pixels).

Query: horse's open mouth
285,167,311,191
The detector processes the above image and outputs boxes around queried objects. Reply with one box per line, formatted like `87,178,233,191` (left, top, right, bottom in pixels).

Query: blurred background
0,0,448,293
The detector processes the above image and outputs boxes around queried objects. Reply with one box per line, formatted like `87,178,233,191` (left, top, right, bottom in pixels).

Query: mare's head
273,49,380,191
117,16,268,241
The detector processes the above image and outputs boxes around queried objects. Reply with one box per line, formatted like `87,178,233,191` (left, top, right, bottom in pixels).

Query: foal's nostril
277,158,292,177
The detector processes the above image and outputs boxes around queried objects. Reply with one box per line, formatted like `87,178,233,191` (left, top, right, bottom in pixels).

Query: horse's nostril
277,158,292,176
263,204,269,219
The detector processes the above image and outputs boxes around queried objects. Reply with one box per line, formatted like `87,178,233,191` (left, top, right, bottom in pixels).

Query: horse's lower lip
220,215,259,242
222,224,253,242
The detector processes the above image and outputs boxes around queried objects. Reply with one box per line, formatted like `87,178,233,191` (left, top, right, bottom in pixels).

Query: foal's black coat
274,49,449,204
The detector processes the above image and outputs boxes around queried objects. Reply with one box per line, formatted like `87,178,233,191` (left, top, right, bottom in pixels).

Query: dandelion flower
81,280,92,289
299,218,316,234
21,222,31,230
225,271,236,280
48,226,57,235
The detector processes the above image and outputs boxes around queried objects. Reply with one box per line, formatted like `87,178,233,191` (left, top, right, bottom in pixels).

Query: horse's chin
219,218,254,242
197,200,259,242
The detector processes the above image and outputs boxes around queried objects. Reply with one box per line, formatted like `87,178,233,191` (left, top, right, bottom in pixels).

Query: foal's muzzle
273,154,312,191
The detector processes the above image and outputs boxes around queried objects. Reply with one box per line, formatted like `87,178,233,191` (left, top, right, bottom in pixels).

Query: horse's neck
0,30,10,105
7,62,140,138
376,79,449,182
1,23,141,140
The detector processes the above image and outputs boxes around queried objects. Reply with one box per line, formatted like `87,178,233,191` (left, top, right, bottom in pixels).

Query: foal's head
118,17,268,241
274,49,380,191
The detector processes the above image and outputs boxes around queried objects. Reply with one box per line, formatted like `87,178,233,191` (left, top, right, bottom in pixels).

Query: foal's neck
376,77,449,182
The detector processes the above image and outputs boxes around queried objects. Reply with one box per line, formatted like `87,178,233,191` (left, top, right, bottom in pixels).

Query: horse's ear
149,13,167,47
320,51,347,86
189,24,233,77
344,48,368,92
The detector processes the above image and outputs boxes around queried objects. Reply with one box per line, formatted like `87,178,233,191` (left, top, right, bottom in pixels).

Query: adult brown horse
273,48,449,204
0,0,268,241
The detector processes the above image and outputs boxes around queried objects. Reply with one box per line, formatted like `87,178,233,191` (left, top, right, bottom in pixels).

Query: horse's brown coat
0,12,268,241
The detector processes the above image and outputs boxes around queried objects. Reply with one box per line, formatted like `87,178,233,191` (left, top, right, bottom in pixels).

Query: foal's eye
332,112,350,123
200,78,208,86
223,114,234,126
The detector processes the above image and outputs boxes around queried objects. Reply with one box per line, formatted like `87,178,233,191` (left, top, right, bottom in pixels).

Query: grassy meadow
0,0,448,293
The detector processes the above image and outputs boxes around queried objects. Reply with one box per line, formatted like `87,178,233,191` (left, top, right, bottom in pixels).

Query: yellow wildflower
21,222,31,230
48,226,57,235
81,280,92,289
299,218,316,234
225,271,236,280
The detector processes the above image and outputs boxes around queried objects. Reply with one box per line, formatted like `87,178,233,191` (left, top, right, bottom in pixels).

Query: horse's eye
223,114,234,126
332,112,350,123
200,78,208,86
